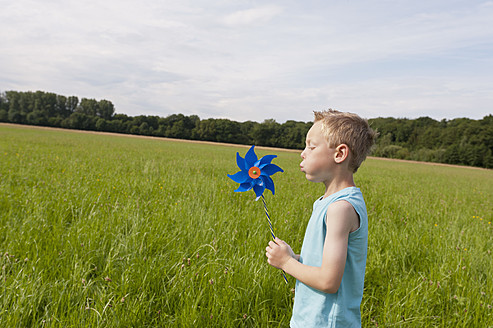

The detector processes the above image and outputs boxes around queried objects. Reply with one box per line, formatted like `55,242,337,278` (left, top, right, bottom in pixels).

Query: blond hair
314,109,378,173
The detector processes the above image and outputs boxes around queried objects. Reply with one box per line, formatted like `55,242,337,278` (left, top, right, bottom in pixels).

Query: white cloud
0,0,492,122
222,5,283,26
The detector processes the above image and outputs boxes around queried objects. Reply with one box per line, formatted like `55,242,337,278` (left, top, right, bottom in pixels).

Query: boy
265,109,377,327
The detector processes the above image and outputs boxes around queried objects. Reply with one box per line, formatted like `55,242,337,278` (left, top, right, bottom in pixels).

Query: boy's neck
322,174,356,199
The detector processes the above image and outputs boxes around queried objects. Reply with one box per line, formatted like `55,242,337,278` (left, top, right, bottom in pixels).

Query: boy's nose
300,150,305,159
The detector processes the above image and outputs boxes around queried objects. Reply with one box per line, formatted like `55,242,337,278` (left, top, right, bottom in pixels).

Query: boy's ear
334,144,350,164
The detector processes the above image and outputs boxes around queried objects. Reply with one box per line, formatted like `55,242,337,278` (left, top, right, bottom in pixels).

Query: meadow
0,124,492,327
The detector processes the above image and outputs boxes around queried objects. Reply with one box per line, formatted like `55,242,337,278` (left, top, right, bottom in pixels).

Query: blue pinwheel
227,145,284,200
227,145,288,283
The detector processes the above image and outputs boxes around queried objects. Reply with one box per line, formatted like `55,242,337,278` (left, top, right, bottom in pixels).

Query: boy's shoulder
325,197,360,233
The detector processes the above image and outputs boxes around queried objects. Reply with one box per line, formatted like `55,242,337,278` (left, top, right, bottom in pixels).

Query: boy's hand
265,237,295,270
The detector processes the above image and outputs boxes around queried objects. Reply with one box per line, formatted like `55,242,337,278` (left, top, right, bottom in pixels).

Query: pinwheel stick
261,195,288,284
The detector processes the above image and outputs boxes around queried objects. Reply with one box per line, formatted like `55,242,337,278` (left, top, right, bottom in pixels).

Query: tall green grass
1,125,492,327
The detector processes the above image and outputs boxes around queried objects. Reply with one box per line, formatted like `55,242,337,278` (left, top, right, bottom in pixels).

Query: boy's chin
303,173,317,182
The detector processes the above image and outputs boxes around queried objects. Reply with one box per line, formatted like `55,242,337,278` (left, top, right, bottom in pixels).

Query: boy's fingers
274,237,283,245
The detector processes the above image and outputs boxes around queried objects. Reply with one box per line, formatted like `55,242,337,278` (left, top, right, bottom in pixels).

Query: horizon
2,88,492,124
4,88,493,124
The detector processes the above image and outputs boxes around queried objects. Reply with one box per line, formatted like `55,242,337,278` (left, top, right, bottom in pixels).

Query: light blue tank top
290,187,368,328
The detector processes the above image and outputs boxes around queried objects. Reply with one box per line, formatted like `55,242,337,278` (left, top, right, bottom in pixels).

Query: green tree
444,144,460,165
252,119,280,147
97,100,115,120
0,109,8,122
7,91,23,123
168,120,187,139
77,98,99,116
55,95,68,118
139,122,149,135
66,96,79,114
483,149,493,169
278,120,310,149
0,92,7,112
26,110,47,125
95,118,107,131
62,112,96,130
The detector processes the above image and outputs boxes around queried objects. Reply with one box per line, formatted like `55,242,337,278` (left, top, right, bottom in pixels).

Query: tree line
370,116,493,168
1,90,492,168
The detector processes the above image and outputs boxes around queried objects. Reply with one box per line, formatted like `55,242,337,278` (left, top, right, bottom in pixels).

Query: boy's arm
266,200,357,294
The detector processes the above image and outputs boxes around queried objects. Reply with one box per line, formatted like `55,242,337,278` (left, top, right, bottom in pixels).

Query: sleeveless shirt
290,187,368,328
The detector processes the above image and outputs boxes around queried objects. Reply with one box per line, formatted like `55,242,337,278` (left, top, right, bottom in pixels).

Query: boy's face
300,121,336,183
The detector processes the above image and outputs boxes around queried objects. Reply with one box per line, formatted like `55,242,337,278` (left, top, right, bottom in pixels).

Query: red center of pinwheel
248,166,261,179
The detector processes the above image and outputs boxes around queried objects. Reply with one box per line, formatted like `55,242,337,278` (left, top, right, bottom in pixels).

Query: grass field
1,124,492,327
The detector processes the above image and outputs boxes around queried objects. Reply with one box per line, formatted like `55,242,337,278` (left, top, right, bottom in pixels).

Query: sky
1,0,492,123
